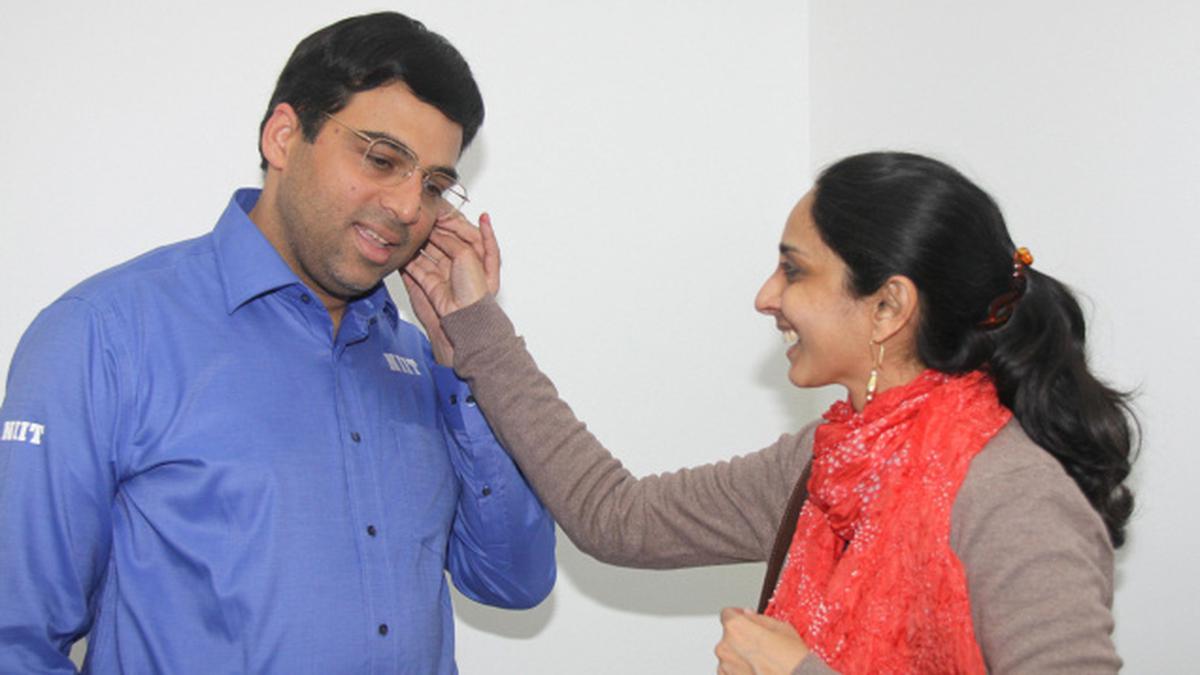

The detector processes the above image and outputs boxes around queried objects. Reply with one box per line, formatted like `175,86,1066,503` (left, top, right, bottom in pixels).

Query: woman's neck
848,359,929,412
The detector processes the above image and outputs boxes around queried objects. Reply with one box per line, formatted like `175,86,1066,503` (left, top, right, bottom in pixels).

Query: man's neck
248,185,349,335
323,298,347,334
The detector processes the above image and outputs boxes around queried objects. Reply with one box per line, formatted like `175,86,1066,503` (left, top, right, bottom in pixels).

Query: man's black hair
258,12,484,169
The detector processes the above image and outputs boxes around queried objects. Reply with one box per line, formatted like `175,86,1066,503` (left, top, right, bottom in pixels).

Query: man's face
268,82,464,309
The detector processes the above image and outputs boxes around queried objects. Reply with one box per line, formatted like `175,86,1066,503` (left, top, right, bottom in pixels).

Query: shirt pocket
385,421,457,554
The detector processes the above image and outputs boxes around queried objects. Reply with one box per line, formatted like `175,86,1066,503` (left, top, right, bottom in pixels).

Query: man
0,12,555,674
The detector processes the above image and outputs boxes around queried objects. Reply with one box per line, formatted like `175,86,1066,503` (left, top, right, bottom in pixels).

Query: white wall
0,2,810,673
4,2,1191,673
808,2,1199,671
432,3,814,672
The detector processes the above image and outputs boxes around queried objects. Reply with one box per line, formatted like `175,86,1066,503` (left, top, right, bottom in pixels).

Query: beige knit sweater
443,297,1120,674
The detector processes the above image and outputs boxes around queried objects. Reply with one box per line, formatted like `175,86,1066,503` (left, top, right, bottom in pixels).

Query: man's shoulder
61,233,217,309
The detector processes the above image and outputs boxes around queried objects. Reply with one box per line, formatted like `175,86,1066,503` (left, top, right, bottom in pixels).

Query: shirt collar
213,188,299,313
213,188,398,323
350,282,399,331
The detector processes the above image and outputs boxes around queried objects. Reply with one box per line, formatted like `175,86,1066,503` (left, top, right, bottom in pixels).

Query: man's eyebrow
359,128,459,180
430,165,460,180
356,128,401,144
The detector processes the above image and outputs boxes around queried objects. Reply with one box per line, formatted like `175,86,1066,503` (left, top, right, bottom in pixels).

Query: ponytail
983,269,1137,546
812,151,1138,547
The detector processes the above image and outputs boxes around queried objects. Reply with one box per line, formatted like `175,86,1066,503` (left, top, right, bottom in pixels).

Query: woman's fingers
434,211,487,260
480,213,501,294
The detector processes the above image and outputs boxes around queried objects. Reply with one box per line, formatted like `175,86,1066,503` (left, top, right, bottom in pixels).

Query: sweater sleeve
442,296,814,568
951,423,1121,674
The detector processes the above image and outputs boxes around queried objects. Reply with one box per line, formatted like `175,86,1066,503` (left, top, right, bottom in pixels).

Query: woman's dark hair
257,12,484,170
811,151,1136,547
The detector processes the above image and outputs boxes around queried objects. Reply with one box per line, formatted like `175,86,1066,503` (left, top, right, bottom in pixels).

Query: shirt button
350,432,361,443
300,293,312,304
367,525,377,537
481,486,492,497
449,394,458,405
378,623,389,636
465,395,476,405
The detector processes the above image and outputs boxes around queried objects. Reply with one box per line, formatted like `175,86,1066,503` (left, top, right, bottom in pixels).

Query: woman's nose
755,270,782,315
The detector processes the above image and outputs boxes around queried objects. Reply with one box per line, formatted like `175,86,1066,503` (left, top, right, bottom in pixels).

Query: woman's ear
870,275,920,343
260,103,302,171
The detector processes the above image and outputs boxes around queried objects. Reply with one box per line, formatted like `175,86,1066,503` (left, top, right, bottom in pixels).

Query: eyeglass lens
360,139,466,216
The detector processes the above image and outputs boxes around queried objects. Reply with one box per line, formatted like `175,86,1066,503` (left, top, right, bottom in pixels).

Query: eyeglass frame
320,112,469,216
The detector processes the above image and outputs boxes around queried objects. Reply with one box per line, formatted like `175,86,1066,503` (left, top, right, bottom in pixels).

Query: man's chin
327,272,391,301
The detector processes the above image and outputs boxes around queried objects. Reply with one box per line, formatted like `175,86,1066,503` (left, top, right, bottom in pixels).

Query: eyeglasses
322,113,468,217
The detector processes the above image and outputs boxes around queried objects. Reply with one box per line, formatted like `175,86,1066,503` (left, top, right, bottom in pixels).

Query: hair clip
979,247,1034,329
1013,247,1034,277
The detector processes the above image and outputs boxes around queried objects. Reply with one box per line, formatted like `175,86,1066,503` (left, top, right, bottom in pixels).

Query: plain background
0,2,1193,672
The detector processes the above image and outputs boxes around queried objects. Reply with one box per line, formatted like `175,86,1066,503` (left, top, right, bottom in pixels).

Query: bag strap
756,460,812,613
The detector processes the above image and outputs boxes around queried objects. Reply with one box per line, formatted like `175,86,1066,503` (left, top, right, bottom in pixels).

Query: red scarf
765,370,1011,674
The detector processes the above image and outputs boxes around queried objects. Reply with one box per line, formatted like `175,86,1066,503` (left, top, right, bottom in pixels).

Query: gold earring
865,341,885,404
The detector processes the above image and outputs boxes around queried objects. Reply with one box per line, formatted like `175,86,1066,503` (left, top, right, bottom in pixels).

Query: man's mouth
354,223,396,248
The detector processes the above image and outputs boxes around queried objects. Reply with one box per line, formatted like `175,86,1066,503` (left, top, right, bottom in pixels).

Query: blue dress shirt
0,189,556,674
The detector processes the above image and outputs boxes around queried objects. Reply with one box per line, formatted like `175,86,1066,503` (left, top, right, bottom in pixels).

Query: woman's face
755,190,876,395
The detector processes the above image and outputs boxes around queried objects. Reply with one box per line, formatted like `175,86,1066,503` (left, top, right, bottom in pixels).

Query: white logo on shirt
2,420,46,445
383,353,422,376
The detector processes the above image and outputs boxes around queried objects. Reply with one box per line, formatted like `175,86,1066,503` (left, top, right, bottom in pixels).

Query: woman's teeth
782,330,798,344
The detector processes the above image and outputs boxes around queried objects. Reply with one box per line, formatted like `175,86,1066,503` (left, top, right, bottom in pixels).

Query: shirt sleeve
0,298,126,673
431,363,557,609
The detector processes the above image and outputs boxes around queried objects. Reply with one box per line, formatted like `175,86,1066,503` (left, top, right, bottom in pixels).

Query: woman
404,152,1135,674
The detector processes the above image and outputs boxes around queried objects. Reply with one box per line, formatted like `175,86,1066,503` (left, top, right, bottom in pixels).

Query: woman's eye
781,262,803,281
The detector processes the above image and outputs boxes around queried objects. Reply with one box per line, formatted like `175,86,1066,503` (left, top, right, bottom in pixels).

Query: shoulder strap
756,460,812,613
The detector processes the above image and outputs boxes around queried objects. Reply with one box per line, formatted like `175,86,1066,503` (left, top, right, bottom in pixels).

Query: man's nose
380,173,427,225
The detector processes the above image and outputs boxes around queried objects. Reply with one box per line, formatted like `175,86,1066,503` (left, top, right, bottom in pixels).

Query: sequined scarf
765,370,1011,674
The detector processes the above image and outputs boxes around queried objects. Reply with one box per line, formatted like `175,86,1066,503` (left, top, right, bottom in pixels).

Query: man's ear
870,274,920,343
260,103,302,171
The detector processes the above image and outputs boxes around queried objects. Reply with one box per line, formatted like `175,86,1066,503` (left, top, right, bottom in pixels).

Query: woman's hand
402,212,501,365
715,608,810,675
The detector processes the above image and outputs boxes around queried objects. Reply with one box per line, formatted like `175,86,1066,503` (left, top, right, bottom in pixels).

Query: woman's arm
441,296,814,568
399,205,813,568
